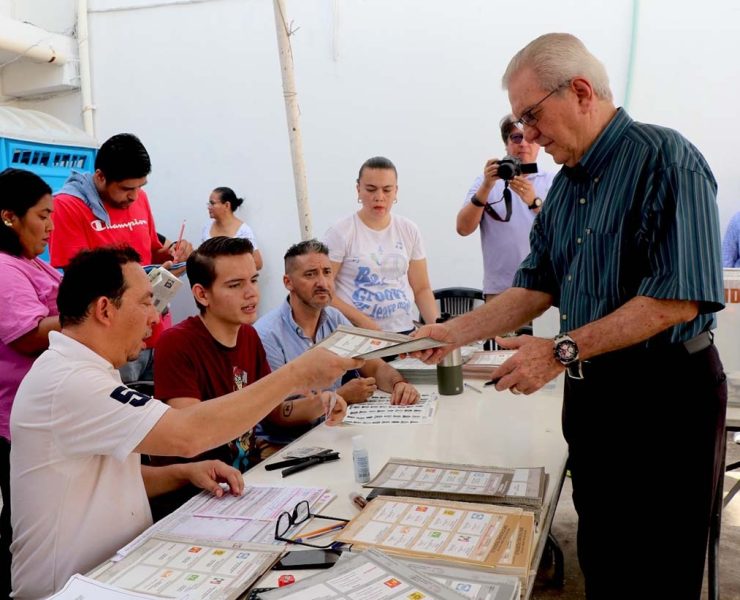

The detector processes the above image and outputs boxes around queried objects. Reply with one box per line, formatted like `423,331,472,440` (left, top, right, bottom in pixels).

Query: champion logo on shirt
91,218,148,232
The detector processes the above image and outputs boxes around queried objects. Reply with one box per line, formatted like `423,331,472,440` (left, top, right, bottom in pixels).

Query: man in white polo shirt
9,246,359,600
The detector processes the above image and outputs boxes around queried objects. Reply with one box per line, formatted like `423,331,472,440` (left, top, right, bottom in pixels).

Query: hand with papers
408,322,460,363
292,346,365,391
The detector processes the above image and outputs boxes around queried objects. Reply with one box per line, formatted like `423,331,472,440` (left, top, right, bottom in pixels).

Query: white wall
5,0,740,324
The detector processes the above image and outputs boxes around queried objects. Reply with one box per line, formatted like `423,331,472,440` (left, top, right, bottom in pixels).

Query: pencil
464,382,483,393
174,220,186,255
292,522,345,542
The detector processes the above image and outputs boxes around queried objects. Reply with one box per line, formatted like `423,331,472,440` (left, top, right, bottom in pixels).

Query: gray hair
502,33,613,102
284,238,329,273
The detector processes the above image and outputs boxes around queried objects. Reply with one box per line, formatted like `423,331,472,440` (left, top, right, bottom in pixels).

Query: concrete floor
532,434,740,600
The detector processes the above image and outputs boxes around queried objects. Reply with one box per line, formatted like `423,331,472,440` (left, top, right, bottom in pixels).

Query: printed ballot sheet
391,558,520,600
91,536,280,600
260,549,468,600
335,496,534,577
49,574,163,600
116,485,330,560
365,458,546,508
316,325,447,360
343,392,438,425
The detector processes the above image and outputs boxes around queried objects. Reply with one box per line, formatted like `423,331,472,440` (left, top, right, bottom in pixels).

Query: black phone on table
273,549,342,570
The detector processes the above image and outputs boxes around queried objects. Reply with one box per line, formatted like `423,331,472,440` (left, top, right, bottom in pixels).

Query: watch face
557,341,578,363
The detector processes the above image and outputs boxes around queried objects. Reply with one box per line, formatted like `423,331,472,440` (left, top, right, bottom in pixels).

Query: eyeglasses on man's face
515,81,570,127
274,500,349,549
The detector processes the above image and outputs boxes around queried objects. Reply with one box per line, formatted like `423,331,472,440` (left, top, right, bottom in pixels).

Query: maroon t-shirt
154,316,271,470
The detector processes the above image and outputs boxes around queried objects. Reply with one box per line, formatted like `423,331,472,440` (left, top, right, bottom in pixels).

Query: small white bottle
352,435,371,483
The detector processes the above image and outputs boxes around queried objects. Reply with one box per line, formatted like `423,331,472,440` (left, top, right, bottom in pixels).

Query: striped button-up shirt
514,108,723,345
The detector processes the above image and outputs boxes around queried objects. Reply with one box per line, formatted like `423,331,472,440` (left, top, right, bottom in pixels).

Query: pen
483,377,501,387
174,220,186,255
292,522,346,542
265,449,334,471
464,382,483,394
282,453,340,477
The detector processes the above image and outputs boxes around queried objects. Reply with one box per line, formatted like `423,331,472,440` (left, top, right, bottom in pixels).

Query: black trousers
0,437,11,600
563,342,726,600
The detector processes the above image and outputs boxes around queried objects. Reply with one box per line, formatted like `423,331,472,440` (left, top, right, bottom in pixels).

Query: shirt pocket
577,231,621,300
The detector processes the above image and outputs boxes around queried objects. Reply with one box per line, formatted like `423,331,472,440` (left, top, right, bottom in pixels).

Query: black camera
496,155,538,181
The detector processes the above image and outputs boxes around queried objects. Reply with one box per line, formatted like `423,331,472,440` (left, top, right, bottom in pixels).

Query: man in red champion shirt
50,133,193,382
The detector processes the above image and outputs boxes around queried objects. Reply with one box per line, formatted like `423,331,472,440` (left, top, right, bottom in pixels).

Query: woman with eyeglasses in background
324,156,438,334
456,115,555,302
201,186,263,270
0,168,62,598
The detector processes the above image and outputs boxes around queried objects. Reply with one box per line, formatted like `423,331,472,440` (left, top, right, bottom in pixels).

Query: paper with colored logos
334,496,534,578
259,549,467,600
89,536,280,600
316,325,448,360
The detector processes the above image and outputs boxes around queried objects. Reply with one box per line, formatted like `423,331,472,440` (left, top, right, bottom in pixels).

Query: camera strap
483,184,513,222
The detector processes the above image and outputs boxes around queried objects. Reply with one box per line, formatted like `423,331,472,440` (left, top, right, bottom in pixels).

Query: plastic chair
433,287,485,317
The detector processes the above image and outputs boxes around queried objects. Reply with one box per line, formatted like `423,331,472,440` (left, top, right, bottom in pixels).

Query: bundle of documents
462,350,516,379
89,536,281,600
397,556,521,600
364,458,547,511
385,356,438,384
387,346,482,384
147,266,183,313
316,325,447,360
334,496,535,580
260,549,476,600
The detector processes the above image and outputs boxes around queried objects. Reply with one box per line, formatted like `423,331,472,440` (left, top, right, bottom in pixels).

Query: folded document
316,325,447,360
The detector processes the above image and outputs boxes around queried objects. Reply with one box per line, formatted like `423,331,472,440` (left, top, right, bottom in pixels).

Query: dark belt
567,331,714,380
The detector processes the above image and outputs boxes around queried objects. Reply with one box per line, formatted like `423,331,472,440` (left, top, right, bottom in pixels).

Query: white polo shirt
10,332,170,600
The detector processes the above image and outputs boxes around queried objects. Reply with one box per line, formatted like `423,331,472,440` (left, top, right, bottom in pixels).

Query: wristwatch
553,333,579,366
470,194,486,207
529,197,543,210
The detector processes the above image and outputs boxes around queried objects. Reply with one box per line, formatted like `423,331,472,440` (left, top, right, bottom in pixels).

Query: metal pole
273,0,312,240
77,0,95,137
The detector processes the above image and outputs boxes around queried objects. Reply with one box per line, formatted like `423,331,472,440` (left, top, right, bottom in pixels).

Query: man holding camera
456,115,554,301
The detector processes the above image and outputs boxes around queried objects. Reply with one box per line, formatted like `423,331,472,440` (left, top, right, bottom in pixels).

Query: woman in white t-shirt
324,156,438,333
200,186,263,270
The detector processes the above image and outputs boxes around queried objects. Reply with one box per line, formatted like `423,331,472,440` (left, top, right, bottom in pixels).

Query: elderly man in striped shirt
415,33,725,600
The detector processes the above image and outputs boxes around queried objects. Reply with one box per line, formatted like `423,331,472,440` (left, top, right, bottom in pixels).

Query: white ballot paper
116,485,330,559
260,549,468,600
49,574,163,600
343,392,438,425
316,325,447,360
90,536,280,600
396,558,521,600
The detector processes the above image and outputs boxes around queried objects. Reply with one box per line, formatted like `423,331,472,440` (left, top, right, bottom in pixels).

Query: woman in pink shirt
0,168,61,597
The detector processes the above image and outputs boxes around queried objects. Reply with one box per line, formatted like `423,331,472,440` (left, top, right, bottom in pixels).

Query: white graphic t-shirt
325,212,426,332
